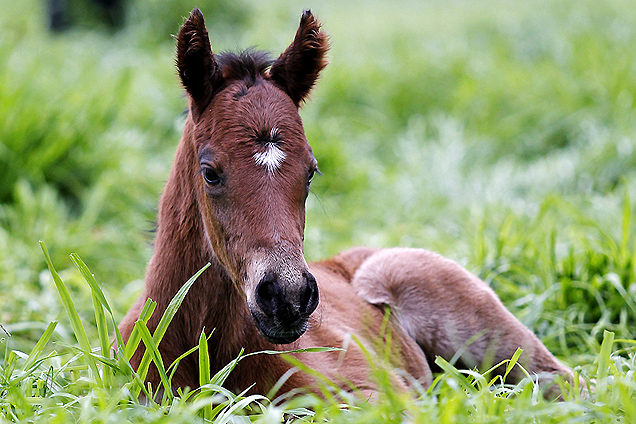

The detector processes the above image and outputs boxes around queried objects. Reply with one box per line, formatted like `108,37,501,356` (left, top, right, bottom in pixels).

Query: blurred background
1,0,635,365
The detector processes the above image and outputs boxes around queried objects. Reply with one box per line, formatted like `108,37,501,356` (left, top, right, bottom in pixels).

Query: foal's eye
202,167,222,186
307,167,320,188
307,169,315,186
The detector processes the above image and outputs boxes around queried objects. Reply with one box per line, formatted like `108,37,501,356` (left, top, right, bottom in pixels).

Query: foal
119,8,576,398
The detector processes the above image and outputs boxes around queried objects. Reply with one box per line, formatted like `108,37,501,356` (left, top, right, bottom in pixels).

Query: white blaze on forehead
254,145,286,172
253,127,286,172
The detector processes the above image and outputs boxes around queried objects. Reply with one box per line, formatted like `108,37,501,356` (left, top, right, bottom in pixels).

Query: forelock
217,50,273,85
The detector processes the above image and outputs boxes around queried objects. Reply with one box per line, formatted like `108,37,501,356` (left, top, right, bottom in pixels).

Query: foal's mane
217,50,273,85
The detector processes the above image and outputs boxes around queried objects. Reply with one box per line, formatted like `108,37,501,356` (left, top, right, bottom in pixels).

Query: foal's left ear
269,10,330,107
176,8,224,119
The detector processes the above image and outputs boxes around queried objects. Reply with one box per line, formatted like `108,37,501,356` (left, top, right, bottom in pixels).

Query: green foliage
126,0,248,45
1,0,636,421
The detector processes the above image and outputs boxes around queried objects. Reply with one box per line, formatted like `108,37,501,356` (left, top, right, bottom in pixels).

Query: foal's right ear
176,8,224,119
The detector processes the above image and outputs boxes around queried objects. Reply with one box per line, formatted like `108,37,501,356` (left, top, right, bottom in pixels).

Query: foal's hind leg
349,248,575,397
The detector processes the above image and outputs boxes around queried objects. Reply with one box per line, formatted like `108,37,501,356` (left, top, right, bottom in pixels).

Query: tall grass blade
39,241,102,387
211,348,244,387
434,356,478,395
70,253,113,315
91,292,112,386
22,321,57,372
70,252,124,386
124,298,156,360
243,346,341,358
503,348,523,382
134,263,210,395
135,320,173,400
198,328,212,421
596,330,615,402
168,342,202,385
198,328,211,387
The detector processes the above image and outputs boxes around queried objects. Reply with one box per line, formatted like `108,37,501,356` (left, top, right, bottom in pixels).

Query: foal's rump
320,247,575,396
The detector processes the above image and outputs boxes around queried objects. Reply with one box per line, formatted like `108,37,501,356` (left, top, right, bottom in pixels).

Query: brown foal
119,8,576,399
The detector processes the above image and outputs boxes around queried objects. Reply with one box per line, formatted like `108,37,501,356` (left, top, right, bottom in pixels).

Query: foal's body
120,8,574,399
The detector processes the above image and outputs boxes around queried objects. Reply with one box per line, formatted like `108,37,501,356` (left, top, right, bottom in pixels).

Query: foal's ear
269,10,329,107
176,8,223,118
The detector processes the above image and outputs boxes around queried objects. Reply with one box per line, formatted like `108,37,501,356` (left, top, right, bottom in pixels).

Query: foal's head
176,8,329,344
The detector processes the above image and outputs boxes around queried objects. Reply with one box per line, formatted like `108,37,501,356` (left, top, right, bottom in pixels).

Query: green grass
1,0,636,421
1,260,635,423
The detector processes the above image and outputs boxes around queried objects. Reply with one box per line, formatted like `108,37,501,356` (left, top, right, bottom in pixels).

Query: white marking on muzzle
254,143,286,172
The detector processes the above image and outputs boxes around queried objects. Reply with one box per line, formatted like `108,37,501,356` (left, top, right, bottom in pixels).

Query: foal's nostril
256,273,280,316
300,272,319,315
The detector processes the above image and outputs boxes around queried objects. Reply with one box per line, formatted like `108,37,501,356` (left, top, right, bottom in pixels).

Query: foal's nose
255,272,319,322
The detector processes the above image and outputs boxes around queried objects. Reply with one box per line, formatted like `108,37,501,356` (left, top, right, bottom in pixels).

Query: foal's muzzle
251,271,319,344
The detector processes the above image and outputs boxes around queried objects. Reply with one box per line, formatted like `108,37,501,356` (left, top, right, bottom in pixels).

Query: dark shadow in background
48,0,125,32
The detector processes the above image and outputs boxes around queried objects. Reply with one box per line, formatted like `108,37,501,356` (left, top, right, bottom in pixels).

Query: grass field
1,0,636,422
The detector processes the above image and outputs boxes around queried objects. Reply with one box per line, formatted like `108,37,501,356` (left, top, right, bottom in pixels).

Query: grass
1,260,635,423
1,0,636,421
